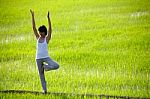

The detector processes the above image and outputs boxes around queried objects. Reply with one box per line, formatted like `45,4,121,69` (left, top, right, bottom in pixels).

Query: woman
30,9,59,94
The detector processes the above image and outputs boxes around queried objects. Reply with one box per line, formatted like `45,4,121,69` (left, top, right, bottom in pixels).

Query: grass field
0,0,150,98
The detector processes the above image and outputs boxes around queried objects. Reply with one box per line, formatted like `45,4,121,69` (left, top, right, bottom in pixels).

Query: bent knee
55,64,59,69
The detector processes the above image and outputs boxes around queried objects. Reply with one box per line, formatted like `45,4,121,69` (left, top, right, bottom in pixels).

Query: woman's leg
36,59,47,92
43,57,59,71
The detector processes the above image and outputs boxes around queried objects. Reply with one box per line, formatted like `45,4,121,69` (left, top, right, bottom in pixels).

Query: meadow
0,0,150,98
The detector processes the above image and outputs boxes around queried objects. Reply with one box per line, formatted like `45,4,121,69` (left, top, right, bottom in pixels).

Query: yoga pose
30,9,59,94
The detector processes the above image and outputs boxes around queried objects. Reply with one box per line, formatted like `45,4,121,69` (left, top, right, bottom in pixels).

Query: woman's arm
46,11,52,44
30,9,39,39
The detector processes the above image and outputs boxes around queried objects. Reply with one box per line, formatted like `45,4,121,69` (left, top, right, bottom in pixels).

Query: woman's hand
30,9,34,16
30,9,39,39
47,11,50,18
46,11,52,43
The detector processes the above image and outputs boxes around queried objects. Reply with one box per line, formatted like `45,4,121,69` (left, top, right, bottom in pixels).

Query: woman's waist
36,50,49,54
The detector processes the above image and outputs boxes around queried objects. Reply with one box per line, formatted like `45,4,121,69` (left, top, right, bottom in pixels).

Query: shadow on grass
0,90,148,99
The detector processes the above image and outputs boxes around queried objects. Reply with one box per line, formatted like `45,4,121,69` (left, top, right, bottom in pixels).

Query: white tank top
36,38,49,59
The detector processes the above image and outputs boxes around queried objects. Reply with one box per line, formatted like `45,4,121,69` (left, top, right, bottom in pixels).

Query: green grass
0,93,86,99
0,0,150,98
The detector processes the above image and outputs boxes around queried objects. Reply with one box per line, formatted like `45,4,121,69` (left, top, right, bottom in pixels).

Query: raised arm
30,9,39,39
46,11,52,44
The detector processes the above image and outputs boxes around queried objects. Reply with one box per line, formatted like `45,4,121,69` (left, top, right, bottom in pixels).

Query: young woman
30,9,59,94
